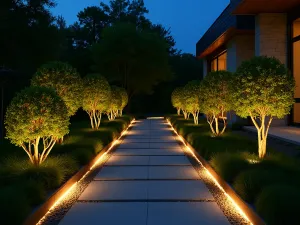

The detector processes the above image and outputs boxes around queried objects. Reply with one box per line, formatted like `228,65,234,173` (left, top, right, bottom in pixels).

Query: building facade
196,0,300,126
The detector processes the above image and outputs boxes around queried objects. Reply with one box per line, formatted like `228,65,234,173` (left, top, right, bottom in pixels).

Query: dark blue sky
52,0,229,54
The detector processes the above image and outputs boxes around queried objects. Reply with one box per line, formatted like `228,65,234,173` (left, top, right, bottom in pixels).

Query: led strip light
167,119,254,225
36,119,135,225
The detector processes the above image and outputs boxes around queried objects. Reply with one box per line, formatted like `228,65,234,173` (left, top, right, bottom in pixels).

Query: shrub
5,86,69,165
233,56,295,158
210,152,251,183
31,61,83,116
255,185,300,225
200,71,234,136
1,156,78,189
22,180,47,206
233,169,289,203
0,185,31,225
82,74,111,130
171,87,184,115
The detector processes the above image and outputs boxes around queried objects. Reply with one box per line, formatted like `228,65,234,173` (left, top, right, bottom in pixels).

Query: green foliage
110,86,122,112
255,185,300,225
233,56,295,119
82,74,111,129
171,87,184,113
233,169,289,203
200,71,234,136
210,152,251,183
116,87,129,111
1,156,78,189
91,23,171,95
31,61,83,116
200,71,234,117
0,185,31,225
5,86,69,164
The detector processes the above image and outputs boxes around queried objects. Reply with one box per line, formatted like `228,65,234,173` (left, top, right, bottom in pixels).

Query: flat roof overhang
233,0,300,14
197,28,254,59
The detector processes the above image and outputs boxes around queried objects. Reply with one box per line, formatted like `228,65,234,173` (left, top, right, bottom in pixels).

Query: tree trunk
33,137,40,166
183,111,188,119
250,113,273,159
177,108,181,115
214,117,219,136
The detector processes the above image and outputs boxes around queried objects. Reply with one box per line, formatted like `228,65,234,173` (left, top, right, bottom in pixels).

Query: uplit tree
182,81,201,124
171,87,184,115
107,86,122,120
82,74,111,129
233,56,295,158
31,61,83,117
116,87,128,116
200,71,234,136
5,87,69,165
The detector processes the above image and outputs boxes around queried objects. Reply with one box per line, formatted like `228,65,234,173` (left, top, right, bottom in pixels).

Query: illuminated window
292,17,300,124
293,18,300,38
210,51,227,72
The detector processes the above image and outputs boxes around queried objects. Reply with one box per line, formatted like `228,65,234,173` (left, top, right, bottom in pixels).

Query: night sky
52,0,229,54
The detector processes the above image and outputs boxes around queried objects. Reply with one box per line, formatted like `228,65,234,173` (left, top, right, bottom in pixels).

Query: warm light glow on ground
167,120,254,225
36,119,135,225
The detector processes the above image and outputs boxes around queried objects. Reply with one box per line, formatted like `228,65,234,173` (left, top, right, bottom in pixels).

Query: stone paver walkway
58,119,231,225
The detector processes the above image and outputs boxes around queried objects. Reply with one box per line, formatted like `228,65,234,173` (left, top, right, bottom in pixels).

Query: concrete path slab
149,156,191,165
147,202,231,225
149,142,181,149
148,180,214,200
114,148,184,156
78,181,148,200
105,156,149,166
149,166,199,180
95,166,148,180
118,142,150,149
59,203,147,225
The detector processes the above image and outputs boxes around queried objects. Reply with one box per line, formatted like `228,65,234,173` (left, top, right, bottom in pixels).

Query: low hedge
0,115,133,224
255,185,300,225
168,114,300,224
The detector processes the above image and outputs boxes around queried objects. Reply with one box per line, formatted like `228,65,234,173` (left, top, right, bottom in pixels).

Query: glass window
293,40,300,98
210,51,227,72
294,103,300,123
293,18,300,38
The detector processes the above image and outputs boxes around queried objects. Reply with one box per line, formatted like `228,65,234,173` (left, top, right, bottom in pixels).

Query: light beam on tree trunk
21,136,57,165
249,112,272,159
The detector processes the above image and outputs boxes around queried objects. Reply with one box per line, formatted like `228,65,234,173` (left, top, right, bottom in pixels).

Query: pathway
57,119,239,225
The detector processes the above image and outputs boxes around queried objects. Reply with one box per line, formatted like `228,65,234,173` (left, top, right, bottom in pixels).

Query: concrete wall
255,13,288,125
255,13,287,65
226,34,255,72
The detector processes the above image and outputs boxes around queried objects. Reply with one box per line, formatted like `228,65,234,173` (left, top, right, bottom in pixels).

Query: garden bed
167,115,300,225
0,115,133,225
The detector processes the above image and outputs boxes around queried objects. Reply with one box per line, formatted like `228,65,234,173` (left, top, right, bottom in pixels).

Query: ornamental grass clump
82,74,111,129
233,56,295,158
200,71,234,136
31,61,83,117
5,86,69,165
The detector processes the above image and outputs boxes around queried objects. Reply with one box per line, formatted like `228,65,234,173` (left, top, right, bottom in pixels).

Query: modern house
196,0,300,126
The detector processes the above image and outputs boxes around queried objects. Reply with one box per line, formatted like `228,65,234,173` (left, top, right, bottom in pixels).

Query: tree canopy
5,86,69,165
31,61,83,117
182,81,201,124
233,56,295,158
82,74,111,129
200,71,234,136
91,22,171,96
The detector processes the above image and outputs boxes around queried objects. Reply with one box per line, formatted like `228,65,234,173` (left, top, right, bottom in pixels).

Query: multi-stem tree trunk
192,111,199,125
21,136,57,165
87,110,102,130
177,108,181,115
206,113,227,137
183,110,188,119
249,113,272,158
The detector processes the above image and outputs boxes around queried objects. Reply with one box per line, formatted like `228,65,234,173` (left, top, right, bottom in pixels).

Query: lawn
0,115,132,225
168,114,300,225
